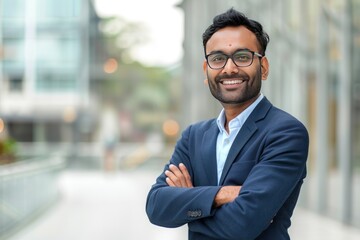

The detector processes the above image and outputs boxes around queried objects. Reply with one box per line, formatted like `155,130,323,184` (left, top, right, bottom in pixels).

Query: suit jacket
146,97,309,240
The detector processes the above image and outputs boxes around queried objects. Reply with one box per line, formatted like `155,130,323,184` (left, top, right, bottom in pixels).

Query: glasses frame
205,49,263,70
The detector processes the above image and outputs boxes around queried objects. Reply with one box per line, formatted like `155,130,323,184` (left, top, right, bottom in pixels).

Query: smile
221,79,245,85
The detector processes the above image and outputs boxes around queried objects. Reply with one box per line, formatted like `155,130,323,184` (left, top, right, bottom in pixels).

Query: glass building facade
0,0,103,142
1,0,82,93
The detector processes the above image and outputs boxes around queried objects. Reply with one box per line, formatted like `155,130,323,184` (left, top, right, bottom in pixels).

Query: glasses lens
233,51,253,67
207,53,227,69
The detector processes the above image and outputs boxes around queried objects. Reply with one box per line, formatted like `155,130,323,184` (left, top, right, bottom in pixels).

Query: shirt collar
216,93,264,133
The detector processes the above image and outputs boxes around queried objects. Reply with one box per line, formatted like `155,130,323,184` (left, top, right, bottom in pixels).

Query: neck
222,94,260,132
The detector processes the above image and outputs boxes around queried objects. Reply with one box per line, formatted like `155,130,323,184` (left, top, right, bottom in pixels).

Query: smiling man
146,8,309,240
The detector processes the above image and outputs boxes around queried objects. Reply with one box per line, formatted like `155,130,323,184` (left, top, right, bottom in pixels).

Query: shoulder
183,118,217,133
192,118,217,129
174,119,217,147
269,106,307,130
253,98,308,141
260,106,309,147
256,97,307,129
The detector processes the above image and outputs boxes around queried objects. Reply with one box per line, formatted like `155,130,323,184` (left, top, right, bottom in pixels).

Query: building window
1,0,26,19
36,68,77,92
9,76,24,92
36,0,81,22
7,121,34,142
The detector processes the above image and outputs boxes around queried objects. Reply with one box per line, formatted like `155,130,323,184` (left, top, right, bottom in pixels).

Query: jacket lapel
219,97,272,185
201,121,219,186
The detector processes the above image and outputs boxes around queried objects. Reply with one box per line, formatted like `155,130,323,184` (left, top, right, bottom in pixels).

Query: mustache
215,73,250,83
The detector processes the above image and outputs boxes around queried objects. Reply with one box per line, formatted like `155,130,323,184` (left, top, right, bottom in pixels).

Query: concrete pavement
290,207,360,240
8,170,187,240
7,169,360,240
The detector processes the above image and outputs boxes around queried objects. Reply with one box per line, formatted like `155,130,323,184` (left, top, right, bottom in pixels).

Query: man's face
203,26,269,106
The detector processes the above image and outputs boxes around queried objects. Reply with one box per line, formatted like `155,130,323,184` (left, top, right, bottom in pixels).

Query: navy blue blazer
146,97,309,240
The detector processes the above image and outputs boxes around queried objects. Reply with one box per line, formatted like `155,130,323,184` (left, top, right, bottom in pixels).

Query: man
146,8,309,240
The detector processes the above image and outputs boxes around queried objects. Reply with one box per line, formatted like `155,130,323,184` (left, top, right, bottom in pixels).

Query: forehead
206,26,259,54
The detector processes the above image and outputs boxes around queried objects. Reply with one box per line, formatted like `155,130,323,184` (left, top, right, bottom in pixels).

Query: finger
165,169,182,187
169,164,187,187
179,163,193,187
166,177,176,187
165,170,177,184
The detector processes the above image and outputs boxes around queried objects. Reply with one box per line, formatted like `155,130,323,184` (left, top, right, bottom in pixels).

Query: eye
234,52,252,62
209,54,227,62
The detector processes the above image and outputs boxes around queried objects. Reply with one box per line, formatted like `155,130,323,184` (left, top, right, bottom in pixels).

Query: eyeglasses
205,49,263,69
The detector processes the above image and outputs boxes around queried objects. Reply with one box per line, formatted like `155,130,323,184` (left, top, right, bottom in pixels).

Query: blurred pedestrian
146,8,309,239
99,103,120,172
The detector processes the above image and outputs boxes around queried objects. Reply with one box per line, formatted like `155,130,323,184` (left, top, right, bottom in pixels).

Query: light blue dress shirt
216,94,264,184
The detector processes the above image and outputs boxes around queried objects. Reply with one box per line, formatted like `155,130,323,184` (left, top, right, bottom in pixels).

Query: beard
207,69,262,105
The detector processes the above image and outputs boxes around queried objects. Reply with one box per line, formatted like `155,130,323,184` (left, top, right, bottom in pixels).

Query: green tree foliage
96,17,181,135
0,138,17,164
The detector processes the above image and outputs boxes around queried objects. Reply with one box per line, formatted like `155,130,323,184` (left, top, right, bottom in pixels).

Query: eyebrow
206,48,252,56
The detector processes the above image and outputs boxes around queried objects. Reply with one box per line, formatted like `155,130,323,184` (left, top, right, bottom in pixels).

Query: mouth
220,79,246,85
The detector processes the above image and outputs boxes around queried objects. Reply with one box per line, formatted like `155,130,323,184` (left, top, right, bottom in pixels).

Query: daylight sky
93,0,184,67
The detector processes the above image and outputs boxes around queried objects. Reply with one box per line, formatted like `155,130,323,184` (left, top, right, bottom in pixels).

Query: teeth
222,80,243,85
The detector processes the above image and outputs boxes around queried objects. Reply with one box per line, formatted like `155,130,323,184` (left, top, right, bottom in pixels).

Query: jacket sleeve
145,125,222,227
188,120,309,239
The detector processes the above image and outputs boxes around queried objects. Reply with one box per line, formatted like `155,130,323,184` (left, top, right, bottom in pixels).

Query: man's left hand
165,163,193,188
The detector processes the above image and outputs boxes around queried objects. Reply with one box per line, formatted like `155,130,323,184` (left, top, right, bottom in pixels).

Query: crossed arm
147,117,309,239
165,163,241,208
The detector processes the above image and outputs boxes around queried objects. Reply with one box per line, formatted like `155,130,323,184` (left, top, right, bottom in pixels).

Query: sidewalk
290,208,360,240
8,170,187,240
8,170,360,240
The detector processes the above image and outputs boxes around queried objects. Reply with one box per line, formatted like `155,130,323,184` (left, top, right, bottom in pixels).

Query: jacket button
187,210,202,218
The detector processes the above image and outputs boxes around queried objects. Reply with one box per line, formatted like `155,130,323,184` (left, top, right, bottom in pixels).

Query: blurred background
0,0,360,239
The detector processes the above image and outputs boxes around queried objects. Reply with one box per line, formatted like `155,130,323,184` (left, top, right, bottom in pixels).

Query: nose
222,57,239,74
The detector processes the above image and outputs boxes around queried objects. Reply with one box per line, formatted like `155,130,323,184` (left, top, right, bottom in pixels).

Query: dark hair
202,8,269,55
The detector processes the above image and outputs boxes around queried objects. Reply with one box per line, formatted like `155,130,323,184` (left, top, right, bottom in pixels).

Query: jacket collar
218,97,272,185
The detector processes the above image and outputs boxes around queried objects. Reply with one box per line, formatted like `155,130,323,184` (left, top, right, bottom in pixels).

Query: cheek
206,69,218,81
247,66,262,80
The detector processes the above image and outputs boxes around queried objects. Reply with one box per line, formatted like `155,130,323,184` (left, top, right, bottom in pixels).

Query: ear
203,60,208,74
202,60,209,85
260,57,269,80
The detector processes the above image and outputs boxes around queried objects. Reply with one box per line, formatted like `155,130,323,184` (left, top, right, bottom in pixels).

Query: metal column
337,0,353,224
315,5,329,214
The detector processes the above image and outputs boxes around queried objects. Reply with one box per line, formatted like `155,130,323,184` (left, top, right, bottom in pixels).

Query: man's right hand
165,163,193,188
165,164,240,208
213,186,241,208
